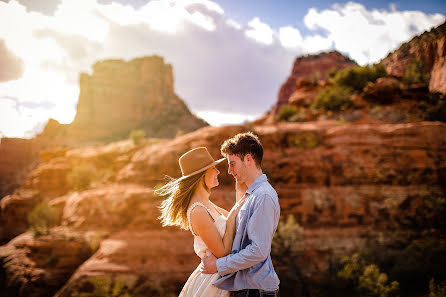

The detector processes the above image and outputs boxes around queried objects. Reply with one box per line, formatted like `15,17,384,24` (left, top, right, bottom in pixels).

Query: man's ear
244,154,253,165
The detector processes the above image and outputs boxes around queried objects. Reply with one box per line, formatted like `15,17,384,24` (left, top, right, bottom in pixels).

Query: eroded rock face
55,230,197,297
273,51,357,115
116,121,446,276
381,22,446,94
0,138,40,198
0,190,40,244
1,121,445,295
38,56,207,144
60,184,158,231
0,231,91,297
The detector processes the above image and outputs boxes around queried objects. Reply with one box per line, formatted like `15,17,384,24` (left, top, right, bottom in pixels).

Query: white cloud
245,17,274,45
279,26,303,48
303,2,445,65
0,0,444,138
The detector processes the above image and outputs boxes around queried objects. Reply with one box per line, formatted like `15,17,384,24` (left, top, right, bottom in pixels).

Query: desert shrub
289,132,322,149
313,85,353,111
27,200,59,236
403,59,429,84
429,279,446,297
129,129,146,145
337,253,400,297
311,253,399,297
277,104,300,121
67,163,97,191
363,236,446,297
327,67,339,79
333,64,387,92
70,274,177,297
425,97,446,122
271,215,308,297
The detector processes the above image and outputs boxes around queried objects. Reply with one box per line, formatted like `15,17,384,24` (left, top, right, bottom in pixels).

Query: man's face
227,154,248,183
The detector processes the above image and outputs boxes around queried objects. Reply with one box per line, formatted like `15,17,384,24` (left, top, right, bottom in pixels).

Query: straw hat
179,147,225,178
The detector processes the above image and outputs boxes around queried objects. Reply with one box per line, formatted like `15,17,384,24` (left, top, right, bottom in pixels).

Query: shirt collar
245,174,267,195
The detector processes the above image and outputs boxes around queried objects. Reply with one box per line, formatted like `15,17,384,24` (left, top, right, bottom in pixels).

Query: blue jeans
232,289,279,297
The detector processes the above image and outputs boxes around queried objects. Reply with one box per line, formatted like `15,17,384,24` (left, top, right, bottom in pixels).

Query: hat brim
180,157,226,179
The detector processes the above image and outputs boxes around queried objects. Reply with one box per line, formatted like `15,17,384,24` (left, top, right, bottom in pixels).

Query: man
201,132,280,297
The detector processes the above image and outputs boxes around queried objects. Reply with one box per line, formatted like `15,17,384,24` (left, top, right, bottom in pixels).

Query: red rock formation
39,56,208,144
0,230,91,297
0,121,445,296
55,230,197,297
273,51,357,115
381,22,446,93
0,190,40,244
0,138,40,198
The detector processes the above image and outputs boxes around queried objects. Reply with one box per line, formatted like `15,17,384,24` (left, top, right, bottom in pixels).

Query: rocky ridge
0,121,445,296
382,22,446,93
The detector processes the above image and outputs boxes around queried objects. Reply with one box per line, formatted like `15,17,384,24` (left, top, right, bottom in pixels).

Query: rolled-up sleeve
216,194,279,275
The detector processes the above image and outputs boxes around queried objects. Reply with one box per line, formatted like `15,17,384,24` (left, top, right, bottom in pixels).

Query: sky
0,0,445,138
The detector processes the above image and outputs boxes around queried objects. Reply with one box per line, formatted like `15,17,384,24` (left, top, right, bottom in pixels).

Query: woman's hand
227,194,247,220
236,181,248,202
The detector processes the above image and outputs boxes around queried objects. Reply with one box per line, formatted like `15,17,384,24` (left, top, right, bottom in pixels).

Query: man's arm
216,194,279,275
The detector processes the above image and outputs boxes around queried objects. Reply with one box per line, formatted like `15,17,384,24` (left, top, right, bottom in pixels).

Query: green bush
27,200,59,236
276,105,300,121
403,59,429,84
429,279,446,297
425,97,446,122
313,85,353,111
129,129,146,145
67,163,97,191
363,236,446,297
327,67,339,79
289,132,322,149
333,64,387,92
337,253,400,297
271,215,308,296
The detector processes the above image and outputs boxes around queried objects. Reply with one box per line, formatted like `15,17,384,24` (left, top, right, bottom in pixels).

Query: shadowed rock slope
1,121,445,296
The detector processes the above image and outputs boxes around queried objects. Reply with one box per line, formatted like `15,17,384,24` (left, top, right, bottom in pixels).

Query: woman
156,147,247,297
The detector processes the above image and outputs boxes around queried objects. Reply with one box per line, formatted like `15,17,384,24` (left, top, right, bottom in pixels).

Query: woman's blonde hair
156,170,208,230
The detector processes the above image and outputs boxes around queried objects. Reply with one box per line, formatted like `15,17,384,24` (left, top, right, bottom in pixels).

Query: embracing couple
156,132,280,297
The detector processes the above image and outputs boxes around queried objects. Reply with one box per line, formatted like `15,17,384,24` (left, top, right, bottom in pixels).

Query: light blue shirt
214,174,280,291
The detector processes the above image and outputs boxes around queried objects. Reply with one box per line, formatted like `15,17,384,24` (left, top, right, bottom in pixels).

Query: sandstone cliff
1,121,445,296
39,56,208,143
0,138,40,198
272,51,357,117
0,56,208,199
381,21,446,93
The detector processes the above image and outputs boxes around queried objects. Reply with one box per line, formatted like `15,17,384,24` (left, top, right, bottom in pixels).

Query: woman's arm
189,196,246,258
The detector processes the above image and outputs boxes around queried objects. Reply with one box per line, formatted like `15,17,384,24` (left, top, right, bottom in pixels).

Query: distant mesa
38,55,208,144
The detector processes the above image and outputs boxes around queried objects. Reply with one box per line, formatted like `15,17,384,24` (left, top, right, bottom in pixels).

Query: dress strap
187,202,218,237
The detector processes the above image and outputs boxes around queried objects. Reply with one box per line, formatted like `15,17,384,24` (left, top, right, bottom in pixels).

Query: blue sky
0,0,445,138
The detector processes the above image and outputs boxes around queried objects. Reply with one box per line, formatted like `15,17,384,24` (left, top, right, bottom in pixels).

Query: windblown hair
155,171,208,230
220,131,263,167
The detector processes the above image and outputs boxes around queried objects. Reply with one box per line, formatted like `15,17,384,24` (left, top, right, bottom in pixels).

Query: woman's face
204,166,220,189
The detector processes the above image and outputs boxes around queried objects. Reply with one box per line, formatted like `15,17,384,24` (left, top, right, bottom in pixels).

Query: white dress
179,202,230,297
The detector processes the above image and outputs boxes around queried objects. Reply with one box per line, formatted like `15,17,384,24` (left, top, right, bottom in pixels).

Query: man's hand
200,253,218,274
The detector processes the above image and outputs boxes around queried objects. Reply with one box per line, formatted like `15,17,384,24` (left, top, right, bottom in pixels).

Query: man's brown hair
220,132,263,167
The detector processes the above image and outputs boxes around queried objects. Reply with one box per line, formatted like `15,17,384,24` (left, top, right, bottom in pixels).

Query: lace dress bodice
186,202,227,259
